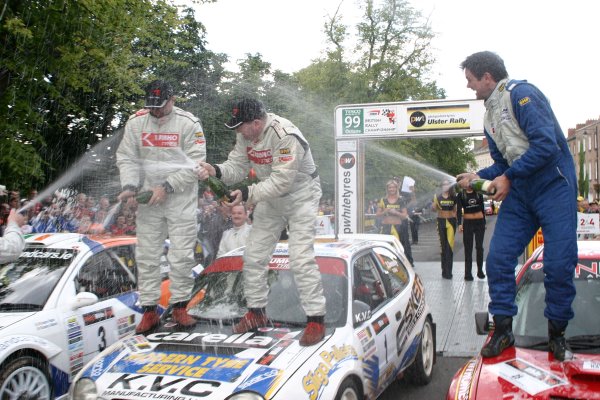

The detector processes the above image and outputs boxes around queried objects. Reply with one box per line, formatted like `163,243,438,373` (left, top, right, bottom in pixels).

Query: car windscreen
513,258,600,350
0,247,76,311
187,255,348,327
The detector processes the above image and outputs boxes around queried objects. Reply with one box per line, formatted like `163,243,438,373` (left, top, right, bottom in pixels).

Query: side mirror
475,311,492,335
71,291,99,310
352,300,372,327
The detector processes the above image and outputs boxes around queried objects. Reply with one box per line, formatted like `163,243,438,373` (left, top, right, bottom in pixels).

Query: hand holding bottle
195,161,215,181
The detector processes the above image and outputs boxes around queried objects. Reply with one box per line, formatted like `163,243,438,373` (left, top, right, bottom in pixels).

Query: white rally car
71,235,435,400
0,233,143,399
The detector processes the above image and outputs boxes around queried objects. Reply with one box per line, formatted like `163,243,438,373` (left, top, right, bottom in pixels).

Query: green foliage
0,0,472,206
578,142,588,197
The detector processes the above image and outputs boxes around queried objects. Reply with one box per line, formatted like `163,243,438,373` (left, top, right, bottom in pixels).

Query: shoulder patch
279,147,290,155
498,83,506,92
518,97,530,106
195,131,204,137
135,109,149,116
271,120,288,139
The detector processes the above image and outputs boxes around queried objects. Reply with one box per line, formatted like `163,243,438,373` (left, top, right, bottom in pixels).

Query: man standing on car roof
457,51,577,361
196,98,326,346
117,80,206,334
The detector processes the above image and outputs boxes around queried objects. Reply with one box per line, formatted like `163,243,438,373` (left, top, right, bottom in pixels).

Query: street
378,215,497,399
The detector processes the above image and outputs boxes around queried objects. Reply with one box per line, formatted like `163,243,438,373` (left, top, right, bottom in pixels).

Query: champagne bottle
135,190,154,204
470,179,496,195
206,176,231,202
454,179,496,195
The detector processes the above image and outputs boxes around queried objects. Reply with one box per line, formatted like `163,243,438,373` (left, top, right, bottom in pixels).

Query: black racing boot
548,320,573,361
481,315,514,358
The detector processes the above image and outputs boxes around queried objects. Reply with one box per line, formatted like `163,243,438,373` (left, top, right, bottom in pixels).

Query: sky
188,0,600,133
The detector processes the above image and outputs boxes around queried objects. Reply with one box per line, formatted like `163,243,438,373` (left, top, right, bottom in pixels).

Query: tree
578,142,588,198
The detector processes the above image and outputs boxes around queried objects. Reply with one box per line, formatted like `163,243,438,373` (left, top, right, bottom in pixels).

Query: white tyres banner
336,140,358,234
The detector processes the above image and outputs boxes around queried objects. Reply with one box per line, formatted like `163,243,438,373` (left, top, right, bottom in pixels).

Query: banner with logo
336,140,358,234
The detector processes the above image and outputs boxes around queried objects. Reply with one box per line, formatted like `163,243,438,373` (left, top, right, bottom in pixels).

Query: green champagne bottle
135,190,154,204
206,176,231,202
469,179,496,195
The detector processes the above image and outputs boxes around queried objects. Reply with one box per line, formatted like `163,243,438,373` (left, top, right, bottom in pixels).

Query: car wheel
405,316,435,385
334,378,360,400
0,356,52,399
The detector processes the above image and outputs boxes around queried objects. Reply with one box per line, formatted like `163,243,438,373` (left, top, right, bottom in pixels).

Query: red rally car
447,240,600,400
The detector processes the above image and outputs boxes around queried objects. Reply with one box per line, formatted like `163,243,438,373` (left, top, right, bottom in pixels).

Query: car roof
534,240,600,260
223,233,402,259
23,232,136,251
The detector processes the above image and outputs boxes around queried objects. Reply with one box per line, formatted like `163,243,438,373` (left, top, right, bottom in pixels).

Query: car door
73,245,138,365
351,250,409,393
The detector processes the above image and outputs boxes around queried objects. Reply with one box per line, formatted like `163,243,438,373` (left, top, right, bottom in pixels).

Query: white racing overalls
217,114,326,317
117,107,206,305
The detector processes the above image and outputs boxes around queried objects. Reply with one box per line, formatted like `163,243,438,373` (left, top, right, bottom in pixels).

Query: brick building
567,118,600,200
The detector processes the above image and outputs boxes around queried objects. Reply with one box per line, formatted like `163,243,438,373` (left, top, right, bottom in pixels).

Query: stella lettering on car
146,332,274,347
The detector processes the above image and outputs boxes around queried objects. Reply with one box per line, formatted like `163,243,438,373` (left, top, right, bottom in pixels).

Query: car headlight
72,378,98,400
225,392,265,400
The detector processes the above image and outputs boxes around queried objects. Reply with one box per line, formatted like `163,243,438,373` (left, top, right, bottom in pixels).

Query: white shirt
216,223,252,258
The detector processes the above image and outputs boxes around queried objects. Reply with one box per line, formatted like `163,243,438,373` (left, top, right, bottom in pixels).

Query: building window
595,131,598,150
596,160,598,181
589,135,592,151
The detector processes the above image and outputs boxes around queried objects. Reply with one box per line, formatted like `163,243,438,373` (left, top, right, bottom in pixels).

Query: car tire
405,315,435,385
0,356,52,399
334,378,360,400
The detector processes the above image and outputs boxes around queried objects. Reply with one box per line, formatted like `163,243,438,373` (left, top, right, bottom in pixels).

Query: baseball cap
144,80,174,108
577,196,584,201
225,98,266,129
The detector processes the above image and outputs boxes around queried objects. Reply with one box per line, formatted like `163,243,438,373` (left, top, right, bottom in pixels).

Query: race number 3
342,109,363,134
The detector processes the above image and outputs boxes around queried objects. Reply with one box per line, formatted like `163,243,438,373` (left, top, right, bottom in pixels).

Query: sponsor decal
123,335,152,353
357,327,376,358
268,256,290,270
35,318,58,330
142,133,180,147
257,339,294,366
362,355,380,396
499,82,506,92
20,250,73,260
371,313,390,335
105,374,220,398
583,360,600,371
500,108,511,123
453,358,478,400
488,358,567,395
518,97,530,106
247,147,273,164
278,155,294,162
146,331,274,348
84,350,121,379
195,131,204,137
354,309,371,324
279,147,290,154
83,307,115,326
0,336,52,352
66,316,83,374
120,351,251,382
339,153,355,169
194,139,206,145
407,105,470,132
303,344,358,400
396,276,426,355
117,315,137,338
235,366,284,397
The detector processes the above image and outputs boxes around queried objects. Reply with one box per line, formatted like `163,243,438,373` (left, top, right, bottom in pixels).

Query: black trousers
410,215,420,243
463,218,485,277
437,217,456,277
381,222,413,264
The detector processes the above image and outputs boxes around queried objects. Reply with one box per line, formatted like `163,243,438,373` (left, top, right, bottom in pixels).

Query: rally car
447,240,600,399
71,235,436,400
0,233,142,399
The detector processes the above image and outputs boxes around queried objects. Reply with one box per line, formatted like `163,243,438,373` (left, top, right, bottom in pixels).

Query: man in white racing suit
117,80,206,333
196,98,326,346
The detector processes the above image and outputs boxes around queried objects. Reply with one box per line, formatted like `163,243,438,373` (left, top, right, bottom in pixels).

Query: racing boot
548,320,573,361
300,315,325,346
477,266,486,279
172,301,197,327
481,315,514,358
233,308,268,334
136,306,160,334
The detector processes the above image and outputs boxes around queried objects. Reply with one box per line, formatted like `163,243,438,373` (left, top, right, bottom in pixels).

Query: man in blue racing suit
457,51,577,361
